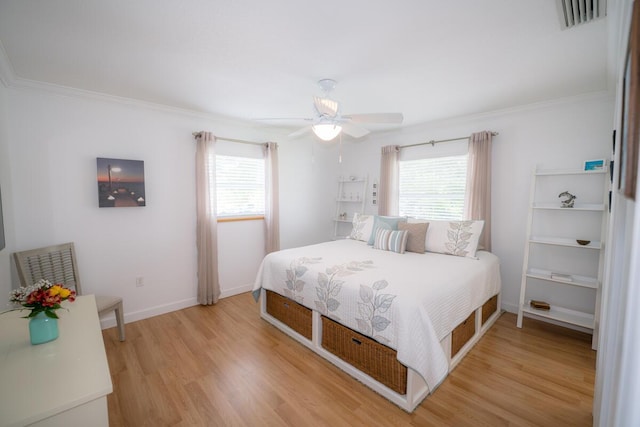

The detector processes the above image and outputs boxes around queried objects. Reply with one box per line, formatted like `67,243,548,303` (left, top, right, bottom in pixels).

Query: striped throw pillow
373,228,409,254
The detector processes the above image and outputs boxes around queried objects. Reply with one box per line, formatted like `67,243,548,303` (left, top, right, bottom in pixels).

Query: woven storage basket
266,290,312,340
451,311,476,357
321,316,407,394
482,294,498,325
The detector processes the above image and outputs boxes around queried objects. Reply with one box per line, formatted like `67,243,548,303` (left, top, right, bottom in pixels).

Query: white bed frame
259,288,502,412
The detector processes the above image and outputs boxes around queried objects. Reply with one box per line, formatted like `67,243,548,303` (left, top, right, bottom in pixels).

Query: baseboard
99,297,198,329
99,285,253,330
220,283,253,299
501,301,518,314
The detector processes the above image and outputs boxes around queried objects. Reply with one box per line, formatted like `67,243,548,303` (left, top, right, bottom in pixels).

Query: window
399,154,468,220
215,155,265,218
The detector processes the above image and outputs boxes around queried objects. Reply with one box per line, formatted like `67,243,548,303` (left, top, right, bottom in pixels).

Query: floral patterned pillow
349,213,374,242
424,220,485,259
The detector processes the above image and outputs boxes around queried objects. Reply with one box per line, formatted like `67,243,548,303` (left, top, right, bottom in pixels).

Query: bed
252,228,501,412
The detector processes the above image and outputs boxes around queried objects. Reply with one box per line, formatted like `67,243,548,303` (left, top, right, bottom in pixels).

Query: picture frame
0,186,5,251
611,160,615,183
96,157,146,208
584,159,605,171
619,52,630,192
612,129,616,154
619,1,640,200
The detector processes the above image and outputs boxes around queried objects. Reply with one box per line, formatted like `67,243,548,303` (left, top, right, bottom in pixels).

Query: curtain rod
399,131,499,149
192,131,266,146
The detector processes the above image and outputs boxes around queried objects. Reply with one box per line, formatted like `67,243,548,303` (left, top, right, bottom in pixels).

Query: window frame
398,140,469,221
214,153,266,222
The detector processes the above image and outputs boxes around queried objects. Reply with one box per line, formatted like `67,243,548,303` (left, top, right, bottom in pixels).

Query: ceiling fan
271,79,404,142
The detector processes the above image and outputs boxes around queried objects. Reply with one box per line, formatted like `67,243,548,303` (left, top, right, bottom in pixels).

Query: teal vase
29,312,59,345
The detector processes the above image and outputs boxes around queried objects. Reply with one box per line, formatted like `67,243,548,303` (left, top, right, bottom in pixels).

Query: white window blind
399,154,468,220
215,155,265,217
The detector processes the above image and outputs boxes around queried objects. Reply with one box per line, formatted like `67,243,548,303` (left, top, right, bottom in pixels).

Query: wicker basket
451,311,476,357
321,316,407,394
482,294,498,325
266,290,312,340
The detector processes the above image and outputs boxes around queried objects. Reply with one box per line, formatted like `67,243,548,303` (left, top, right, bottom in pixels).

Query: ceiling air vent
556,0,607,29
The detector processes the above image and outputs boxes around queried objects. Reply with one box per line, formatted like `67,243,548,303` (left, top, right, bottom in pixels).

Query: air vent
556,0,607,29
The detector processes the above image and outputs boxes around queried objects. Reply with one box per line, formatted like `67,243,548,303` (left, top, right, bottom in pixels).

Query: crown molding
0,42,267,129
9,75,230,120
0,36,613,138
370,90,614,139
2,74,292,141
0,40,16,88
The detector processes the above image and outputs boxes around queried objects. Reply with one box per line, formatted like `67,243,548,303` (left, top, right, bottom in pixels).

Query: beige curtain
378,145,400,215
195,132,220,305
264,142,280,253
464,131,493,251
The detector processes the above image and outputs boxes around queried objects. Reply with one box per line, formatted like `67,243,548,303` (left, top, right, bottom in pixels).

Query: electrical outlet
135,276,144,287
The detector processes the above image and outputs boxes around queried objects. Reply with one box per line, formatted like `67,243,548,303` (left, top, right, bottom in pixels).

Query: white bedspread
252,239,501,392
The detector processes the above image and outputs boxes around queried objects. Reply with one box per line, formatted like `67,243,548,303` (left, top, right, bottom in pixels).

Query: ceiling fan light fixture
312,123,342,141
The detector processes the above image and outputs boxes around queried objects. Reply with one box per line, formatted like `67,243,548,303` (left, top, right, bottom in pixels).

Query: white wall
3,87,317,326
278,137,342,249
335,92,614,314
0,81,14,308
2,83,614,331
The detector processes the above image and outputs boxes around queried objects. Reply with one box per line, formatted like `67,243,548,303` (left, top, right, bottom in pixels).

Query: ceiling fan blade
314,96,339,117
254,117,313,122
289,126,312,138
341,122,370,139
343,113,404,124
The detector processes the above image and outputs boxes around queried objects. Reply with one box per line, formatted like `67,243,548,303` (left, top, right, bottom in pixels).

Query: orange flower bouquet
10,279,76,318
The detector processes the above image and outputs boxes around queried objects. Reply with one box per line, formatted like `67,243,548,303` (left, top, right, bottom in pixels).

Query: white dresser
0,295,112,427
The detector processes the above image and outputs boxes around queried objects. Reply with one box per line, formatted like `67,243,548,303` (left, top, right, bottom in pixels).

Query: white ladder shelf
333,176,367,239
516,167,609,349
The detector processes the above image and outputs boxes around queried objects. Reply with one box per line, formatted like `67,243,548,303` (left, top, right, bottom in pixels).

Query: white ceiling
0,0,609,135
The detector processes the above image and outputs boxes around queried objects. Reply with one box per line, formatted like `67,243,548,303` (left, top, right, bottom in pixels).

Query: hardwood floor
103,292,596,426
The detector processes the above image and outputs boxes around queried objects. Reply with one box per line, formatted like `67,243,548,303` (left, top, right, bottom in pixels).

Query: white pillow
349,213,374,242
415,219,484,259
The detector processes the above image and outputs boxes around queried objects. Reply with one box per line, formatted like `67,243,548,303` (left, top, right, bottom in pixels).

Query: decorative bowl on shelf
530,300,551,310
576,239,591,246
